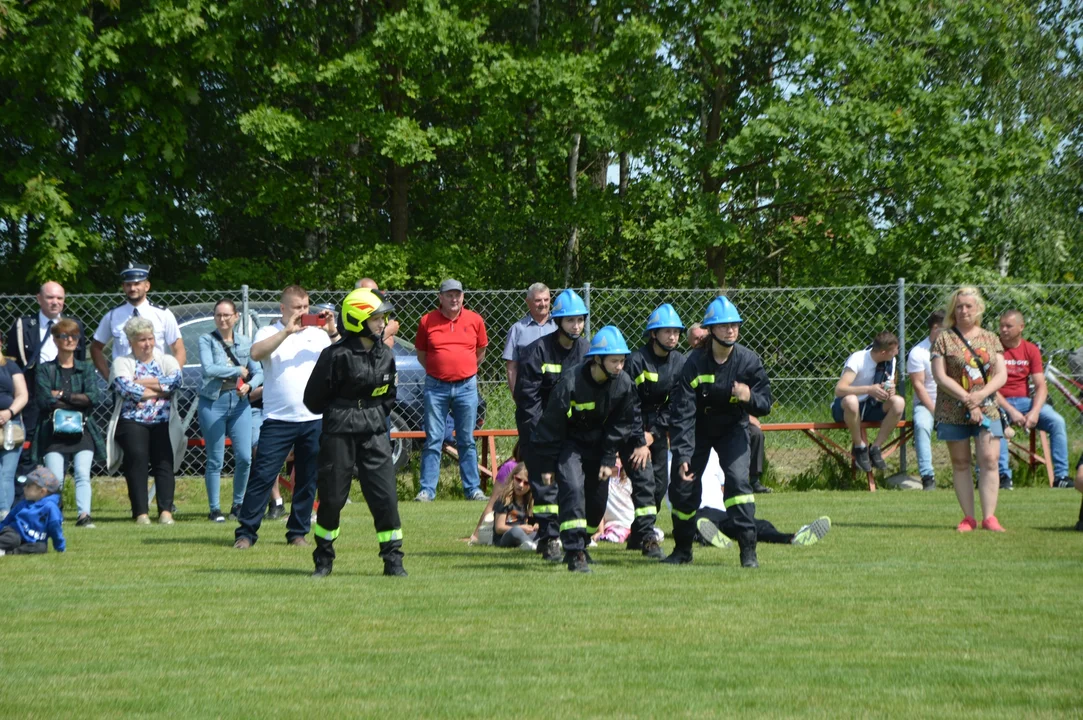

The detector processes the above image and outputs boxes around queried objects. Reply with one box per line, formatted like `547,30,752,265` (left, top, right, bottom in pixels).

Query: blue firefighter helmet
644,303,685,335
585,325,631,357
550,289,589,318
702,296,743,326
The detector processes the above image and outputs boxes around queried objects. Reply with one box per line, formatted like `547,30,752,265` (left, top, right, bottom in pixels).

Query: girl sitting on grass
493,462,537,550
466,442,521,544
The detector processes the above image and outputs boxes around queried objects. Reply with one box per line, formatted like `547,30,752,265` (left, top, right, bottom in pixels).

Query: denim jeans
912,403,935,478
998,396,1069,479
43,450,94,516
0,444,22,514
419,375,481,497
235,418,321,544
198,392,253,511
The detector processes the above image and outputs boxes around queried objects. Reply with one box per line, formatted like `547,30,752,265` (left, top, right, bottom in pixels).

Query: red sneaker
981,516,1006,532
956,516,977,532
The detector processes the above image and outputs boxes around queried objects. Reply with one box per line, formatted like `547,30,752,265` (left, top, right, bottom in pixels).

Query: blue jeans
43,450,94,516
0,444,23,514
998,397,1069,479
235,418,321,544
912,403,935,478
419,375,481,497
198,392,253,511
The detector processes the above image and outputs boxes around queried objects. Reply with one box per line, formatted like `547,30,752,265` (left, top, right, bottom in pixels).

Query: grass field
2,479,1081,718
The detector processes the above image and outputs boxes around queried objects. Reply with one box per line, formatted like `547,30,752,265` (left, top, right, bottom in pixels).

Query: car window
180,319,216,365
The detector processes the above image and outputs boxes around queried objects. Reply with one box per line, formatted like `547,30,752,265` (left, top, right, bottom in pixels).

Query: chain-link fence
3,282,1081,483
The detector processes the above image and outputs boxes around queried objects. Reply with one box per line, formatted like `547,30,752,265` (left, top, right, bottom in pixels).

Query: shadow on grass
194,567,332,577
834,522,947,530
141,536,233,546
1033,525,1082,533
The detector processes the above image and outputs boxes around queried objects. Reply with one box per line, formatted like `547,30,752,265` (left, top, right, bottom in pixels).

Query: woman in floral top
109,317,183,525
931,286,1007,533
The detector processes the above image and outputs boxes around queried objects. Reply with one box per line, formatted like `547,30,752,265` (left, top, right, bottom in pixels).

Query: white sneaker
521,540,538,552
652,527,665,542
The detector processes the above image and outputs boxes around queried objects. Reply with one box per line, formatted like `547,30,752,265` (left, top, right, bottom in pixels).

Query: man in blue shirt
502,283,556,393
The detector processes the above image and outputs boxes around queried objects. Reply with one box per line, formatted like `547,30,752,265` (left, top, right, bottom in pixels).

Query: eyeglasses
55,333,80,342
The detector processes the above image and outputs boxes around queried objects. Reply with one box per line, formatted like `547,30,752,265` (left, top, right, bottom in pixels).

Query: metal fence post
241,284,250,336
897,277,908,473
583,282,592,337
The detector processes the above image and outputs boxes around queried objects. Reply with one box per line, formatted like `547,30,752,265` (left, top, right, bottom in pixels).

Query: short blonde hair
123,316,156,341
943,286,986,329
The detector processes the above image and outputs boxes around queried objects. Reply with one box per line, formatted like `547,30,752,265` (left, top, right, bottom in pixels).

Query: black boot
641,536,664,559
566,551,591,573
625,534,644,551
661,547,693,565
312,537,335,578
540,538,562,562
383,557,408,577
1076,499,1083,532
738,535,758,569
750,477,772,494
921,475,936,491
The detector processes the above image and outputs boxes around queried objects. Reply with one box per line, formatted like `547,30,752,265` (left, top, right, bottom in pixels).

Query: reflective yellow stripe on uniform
560,518,588,532
724,494,756,509
586,525,598,534
672,509,696,521
534,504,559,515
567,401,596,417
313,523,340,540
541,363,563,374
372,384,389,396
634,506,657,517
689,374,715,389
376,528,403,543
634,370,659,386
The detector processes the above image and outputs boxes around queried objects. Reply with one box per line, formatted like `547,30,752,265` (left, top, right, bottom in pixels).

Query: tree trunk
389,162,409,245
619,151,629,197
563,132,581,286
706,245,727,288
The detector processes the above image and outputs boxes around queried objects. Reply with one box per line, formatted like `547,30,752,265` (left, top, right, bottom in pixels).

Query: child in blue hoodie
0,467,65,555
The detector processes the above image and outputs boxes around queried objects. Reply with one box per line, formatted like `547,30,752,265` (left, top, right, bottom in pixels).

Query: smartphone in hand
300,313,327,327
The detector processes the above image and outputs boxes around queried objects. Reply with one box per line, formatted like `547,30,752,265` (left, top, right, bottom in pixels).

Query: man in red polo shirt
995,309,1071,489
414,279,489,501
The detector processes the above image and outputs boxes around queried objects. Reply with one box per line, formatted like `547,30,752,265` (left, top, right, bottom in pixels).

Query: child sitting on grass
0,467,65,555
593,466,665,546
467,442,521,545
493,462,538,550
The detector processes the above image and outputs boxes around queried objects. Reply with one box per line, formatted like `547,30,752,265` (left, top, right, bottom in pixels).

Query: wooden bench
1005,429,1054,487
759,421,912,491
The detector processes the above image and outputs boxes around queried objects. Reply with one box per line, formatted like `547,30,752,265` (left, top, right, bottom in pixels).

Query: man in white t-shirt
90,264,185,378
234,285,339,549
906,311,945,491
832,331,906,473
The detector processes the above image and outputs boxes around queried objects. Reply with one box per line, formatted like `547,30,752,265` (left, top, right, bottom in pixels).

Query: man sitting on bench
832,331,906,472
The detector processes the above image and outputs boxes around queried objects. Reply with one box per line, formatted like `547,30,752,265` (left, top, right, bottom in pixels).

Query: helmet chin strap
651,334,677,354
710,332,736,349
559,325,582,341
595,357,620,381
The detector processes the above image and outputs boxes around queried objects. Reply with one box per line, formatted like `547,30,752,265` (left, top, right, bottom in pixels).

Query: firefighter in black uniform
533,326,644,573
666,296,772,568
624,303,687,558
303,288,405,578
514,289,590,561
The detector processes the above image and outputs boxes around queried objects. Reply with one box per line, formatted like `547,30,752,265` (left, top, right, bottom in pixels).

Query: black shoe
541,539,562,562
208,509,226,523
852,445,872,472
566,551,591,573
1052,476,1073,488
582,549,595,565
661,549,693,565
267,502,286,520
1000,474,1014,491
312,563,333,578
229,504,241,521
868,445,888,471
383,559,408,577
921,475,936,491
751,479,772,494
625,535,644,551
739,542,759,569
642,537,664,559
1076,520,1083,532
75,514,95,528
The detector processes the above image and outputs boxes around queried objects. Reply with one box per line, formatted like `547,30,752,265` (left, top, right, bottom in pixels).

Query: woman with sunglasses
30,319,105,527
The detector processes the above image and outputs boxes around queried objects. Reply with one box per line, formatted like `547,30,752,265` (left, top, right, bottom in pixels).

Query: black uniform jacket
513,332,589,432
626,342,685,439
303,336,396,436
668,343,772,468
531,361,644,474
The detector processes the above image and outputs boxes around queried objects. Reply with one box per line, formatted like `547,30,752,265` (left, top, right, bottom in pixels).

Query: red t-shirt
1001,339,1042,398
415,308,488,382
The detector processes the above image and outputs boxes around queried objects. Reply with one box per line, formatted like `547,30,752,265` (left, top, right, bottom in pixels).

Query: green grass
2,479,1082,718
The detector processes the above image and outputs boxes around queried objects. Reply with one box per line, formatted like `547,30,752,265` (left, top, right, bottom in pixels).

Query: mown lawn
1,479,1080,718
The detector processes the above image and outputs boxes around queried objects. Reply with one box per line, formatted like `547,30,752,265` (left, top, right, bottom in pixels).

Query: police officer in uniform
302,288,405,578
513,288,590,562
666,296,772,568
532,326,644,573
90,264,185,379
623,303,687,558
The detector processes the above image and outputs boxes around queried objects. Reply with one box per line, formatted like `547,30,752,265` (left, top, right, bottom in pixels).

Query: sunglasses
55,333,80,341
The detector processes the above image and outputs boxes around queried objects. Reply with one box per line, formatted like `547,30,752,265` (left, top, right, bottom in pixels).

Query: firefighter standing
666,296,772,568
513,289,590,561
303,288,405,578
533,326,644,573
623,303,687,558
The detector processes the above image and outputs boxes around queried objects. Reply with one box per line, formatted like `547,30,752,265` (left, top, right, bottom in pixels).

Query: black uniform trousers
555,442,609,553
520,430,560,546
313,431,402,564
748,424,765,481
621,440,662,546
670,426,756,552
696,506,791,544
